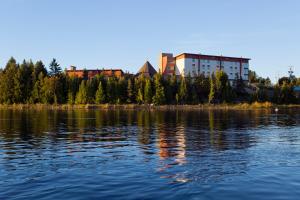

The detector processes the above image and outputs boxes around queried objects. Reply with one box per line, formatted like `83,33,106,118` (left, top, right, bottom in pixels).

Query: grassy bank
0,102,300,111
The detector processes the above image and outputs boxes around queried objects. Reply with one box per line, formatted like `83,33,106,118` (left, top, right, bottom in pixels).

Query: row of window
191,64,248,71
192,59,211,63
191,59,247,66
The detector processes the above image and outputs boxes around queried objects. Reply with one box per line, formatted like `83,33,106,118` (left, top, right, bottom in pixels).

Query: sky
0,0,299,82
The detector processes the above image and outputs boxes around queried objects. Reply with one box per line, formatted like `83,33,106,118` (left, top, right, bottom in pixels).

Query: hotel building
159,53,250,83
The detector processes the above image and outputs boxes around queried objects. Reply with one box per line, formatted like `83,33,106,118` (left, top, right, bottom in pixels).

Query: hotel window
202,64,205,67
192,64,196,67
192,59,195,62
235,67,238,70
230,66,233,69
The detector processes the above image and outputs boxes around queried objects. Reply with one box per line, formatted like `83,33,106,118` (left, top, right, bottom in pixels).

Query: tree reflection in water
0,108,299,184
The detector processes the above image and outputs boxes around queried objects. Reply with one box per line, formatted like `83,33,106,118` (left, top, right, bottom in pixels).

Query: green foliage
30,72,44,103
127,79,134,103
178,77,187,104
67,76,80,105
0,58,299,106
144,79,152,104
136,88,144,104
95,81,106,104
214,70,232,103
194,74,210,103
152,74,165,105
49,58,61,76
208,76,215,104
75,81,88,104
106,78,116,103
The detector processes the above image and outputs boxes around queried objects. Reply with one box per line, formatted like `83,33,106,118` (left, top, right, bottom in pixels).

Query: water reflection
0,108,300,199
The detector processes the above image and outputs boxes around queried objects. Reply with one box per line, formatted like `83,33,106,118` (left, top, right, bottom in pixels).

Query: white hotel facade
159,53,250,83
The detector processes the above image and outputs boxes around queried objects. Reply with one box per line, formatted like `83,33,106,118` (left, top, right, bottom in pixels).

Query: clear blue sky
0,0,299,82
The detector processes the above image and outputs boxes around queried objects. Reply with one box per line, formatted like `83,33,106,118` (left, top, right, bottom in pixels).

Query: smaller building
136,61,157,78
66,66,124,79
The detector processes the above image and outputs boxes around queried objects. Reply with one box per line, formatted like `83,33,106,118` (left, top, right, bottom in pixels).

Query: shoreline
0,102,300,111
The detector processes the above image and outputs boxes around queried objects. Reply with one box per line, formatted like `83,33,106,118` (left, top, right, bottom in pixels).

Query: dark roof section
137,61,157,77
175,53,251,62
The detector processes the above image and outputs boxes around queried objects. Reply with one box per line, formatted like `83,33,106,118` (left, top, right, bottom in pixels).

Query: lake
0,109,300,200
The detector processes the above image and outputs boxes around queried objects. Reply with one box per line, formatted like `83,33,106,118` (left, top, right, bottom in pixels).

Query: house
136,61,157,78
159,53,250,83
66,66,124,79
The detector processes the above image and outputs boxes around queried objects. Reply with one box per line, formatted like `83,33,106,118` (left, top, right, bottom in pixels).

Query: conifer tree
144,79,152,104
178,77,187,104
75,81,88,104
30,72,44,103
208,76,215,104
33,61,47,82
106,78,116,103
95,81,106,104
127,79,134,103
3,57,19,103
40,77,55,104
136,88,144,104
152,74,165,105
14,68,23,103
49,58,61,76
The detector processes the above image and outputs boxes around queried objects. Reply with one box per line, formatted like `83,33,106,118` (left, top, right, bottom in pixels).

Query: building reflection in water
0,108,300,183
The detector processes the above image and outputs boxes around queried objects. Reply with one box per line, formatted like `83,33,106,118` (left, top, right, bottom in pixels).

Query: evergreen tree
30,72,44,103
3,57,19,103
40,77,55,104
106,78,116,103
75,81,88,104
67,91,74,104
117,77,128,103
164,76,177,104
208,76,215,104
67,76,80,105
144,79,152,104
136,88,144,104
86,79,97,103
152,74,165,105
20,60,34,102
215,70,231,103
95,81,106,104
134,76,145,103
178,77,187,104
49,58,61,76
13,67,23,103
127,79,134,103
194,74,210,103
33,61,47,81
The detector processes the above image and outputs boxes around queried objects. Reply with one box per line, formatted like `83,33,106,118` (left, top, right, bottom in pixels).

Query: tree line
0,57,299,105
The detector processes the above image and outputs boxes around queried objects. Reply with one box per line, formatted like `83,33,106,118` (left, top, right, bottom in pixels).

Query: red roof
175,53,250,62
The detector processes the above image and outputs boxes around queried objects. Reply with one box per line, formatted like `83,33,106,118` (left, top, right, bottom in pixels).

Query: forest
0,57,299,105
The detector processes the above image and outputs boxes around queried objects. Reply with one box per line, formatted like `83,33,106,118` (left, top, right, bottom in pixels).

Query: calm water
0,109,300,200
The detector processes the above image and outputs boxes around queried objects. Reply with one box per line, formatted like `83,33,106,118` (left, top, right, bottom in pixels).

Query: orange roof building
66,66,124,79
